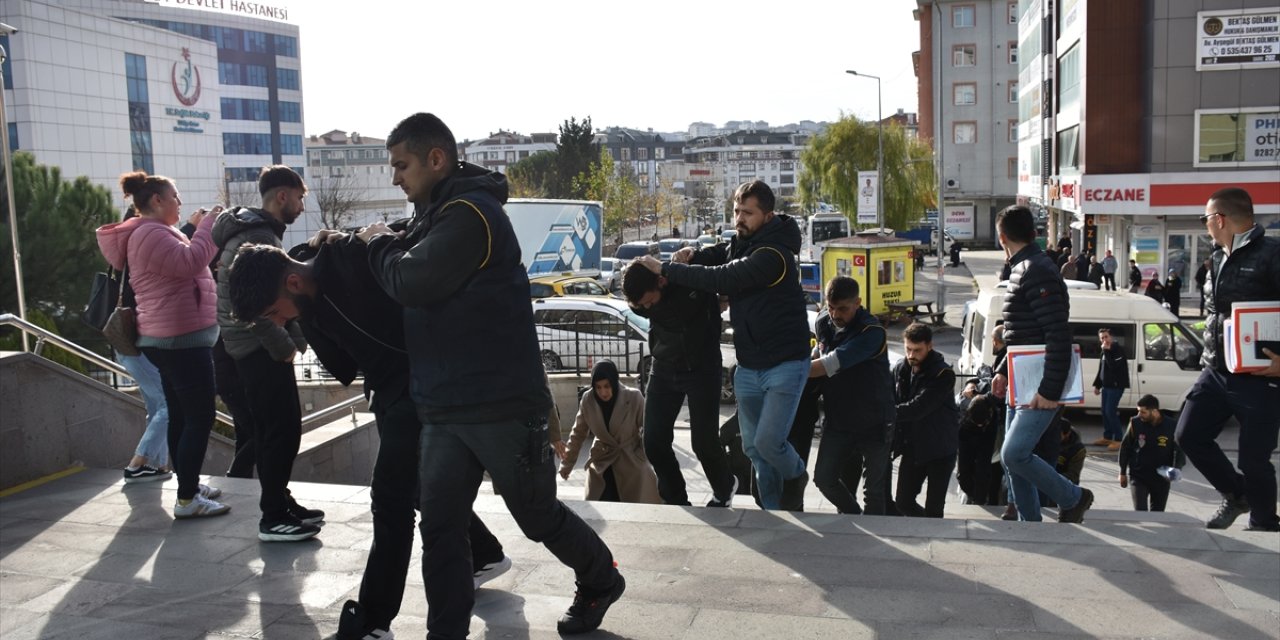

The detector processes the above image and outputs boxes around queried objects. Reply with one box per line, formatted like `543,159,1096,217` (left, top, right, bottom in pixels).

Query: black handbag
82,269,121,331
100,263,140,356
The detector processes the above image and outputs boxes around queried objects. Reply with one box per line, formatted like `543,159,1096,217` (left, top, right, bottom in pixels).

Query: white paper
1006,344,1085,408
1227,301,1280,373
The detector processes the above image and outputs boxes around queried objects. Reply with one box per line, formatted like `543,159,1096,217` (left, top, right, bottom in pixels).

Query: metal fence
534,319,649,380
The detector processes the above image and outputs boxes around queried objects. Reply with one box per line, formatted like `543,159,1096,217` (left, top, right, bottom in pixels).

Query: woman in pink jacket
96,172,228,519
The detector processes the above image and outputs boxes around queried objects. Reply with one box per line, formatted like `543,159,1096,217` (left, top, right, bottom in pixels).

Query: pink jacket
95,214,218,338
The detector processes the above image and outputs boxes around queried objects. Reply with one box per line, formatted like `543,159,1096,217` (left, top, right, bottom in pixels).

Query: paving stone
1216,576,1280,614
683,607,876,639
1029,599,1280,639
822,585,1037,629
0,572,66,605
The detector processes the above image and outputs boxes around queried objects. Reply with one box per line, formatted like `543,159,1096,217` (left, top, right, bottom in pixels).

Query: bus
802,212,851,262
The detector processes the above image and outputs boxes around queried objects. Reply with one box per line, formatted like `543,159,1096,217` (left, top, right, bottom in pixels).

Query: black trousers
359,389,502,630
1102,273,1116,291
1130,476,1171,512
214,338,255,478
814,428,890,515
896,453,957,518
1176,368,1280,529
418,413,618,638
233,348,302,519
957,426,999,505
643,368,733,505
140,346,215,501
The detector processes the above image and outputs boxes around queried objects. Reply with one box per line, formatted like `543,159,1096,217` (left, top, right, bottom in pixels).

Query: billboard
857,170,879,224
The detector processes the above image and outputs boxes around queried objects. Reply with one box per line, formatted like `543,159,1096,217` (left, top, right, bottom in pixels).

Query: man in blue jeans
638,180,811,510
1092,327,1129,450
991,205,1094,523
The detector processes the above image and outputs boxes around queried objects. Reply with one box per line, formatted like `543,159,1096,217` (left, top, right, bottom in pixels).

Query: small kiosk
816,236,922,318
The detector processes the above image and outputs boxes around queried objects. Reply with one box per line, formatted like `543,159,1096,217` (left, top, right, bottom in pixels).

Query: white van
957,286,1204,411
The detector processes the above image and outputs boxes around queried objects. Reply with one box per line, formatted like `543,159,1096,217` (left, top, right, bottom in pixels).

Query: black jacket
999,243,1072,400
1092,343,1129,390
1119,410,1185,482
630,280,721,376
1203,225,1280,371
288,237,410,411
664,215,810,369
815,307,895,438
1128,264,1142,285
366,162,550,423
892,349,958,463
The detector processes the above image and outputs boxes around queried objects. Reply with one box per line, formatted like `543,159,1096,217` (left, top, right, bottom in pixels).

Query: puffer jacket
892,349,958,463
95,213,218,338
1202,224,1280,371
999,243,1072,401
663,214,810,369
211,207,306,361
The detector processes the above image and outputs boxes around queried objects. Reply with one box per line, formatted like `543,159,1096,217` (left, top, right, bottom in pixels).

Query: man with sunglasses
1176,187,1280,532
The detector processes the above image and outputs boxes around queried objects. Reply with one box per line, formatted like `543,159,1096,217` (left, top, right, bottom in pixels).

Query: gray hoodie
211,207,307,360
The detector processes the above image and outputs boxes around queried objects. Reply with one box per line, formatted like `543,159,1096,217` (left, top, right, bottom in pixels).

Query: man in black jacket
226,241,511,640
1175,187,1280,532
636,180,811,511
357,113,622,636
892,323,958,518
991,205,1094,524
622,262,735,507
808,277,896,515
1091,327,1129,449
1120,395,1185,512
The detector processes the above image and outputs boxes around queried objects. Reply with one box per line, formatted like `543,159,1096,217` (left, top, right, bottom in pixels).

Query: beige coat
560,385,661,504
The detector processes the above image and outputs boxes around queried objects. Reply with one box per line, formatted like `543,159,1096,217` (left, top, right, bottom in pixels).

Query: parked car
532,297,652,386
615,241,660,261
720,229,738,244
598,257,621,292
657,238,687,260
956,286,1203,411
696,234,718,248
529,274,611,299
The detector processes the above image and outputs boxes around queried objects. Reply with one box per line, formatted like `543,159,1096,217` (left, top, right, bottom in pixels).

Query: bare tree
219,180,260,209
311,171,369,230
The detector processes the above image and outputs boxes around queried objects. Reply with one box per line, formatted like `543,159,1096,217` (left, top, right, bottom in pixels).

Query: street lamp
846,69,884,232
1,22,28,351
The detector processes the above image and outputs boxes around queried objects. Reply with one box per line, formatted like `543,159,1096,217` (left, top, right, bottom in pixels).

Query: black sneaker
287,502,325,525
336,599,394,639
1057,488,1094,524
259,514,321,542
706,477,740,508
1207,493,1250,530
556,574,626,635
123,465,172,484
1244,521,1280,532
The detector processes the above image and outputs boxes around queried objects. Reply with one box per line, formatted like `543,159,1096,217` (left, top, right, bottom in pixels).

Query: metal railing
0,313,365,430
534,320,650,379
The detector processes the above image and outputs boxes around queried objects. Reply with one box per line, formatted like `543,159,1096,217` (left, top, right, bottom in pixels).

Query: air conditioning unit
945,178,961,190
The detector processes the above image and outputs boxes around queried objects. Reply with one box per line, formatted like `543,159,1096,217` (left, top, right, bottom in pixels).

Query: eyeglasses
1199,212,1221,224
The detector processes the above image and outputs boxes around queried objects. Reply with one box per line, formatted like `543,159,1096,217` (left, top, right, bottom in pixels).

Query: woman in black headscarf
559,360,661,504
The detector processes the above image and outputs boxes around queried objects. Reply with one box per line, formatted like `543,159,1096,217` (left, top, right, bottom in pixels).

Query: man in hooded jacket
212,165,321,542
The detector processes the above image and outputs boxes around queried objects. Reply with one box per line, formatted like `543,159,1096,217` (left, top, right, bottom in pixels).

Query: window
220,97,239,120
1058,45,1081,111
953,5,976,28
125,54,149,103
638,148,648,160
243,30,268,53
1008,121,1018,143
1143,323,1202,371
1008,80,1018,103
954,83,977,106
655,147,665,160
1057,126,1080,170
215,27,241,50
280,135,303,156
279,101,302,123
273,34,298,57
1196,108,1280,166
277,68,300,91
125,53,152,175
7,122,17,153
1008,157,1017,180
953,44,976,67
218,62,241,85
1030,143,1041,177
1009,1,1018,24
245,64,268,87
226,167,260,183
1008,42,1018,64
953,122,976,144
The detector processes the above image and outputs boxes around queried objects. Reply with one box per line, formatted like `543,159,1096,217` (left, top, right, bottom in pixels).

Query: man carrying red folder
991,205,1094,524
1175,187,1280,532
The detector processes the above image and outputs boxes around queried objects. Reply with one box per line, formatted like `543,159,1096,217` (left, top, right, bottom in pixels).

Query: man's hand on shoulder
356,222,400,244
309,229,348,247
672,247,695,264
1252,347,1280,377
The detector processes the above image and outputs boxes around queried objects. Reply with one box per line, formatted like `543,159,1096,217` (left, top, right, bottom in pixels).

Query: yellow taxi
529,273,613,299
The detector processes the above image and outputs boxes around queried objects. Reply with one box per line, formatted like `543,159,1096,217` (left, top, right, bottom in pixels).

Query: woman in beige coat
559,361,661,504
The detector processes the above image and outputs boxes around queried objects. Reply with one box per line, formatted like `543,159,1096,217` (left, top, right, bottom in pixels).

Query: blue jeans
1100,387,1124,440
116,352,169,467
735,359,809,510
1002,405,1082,521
